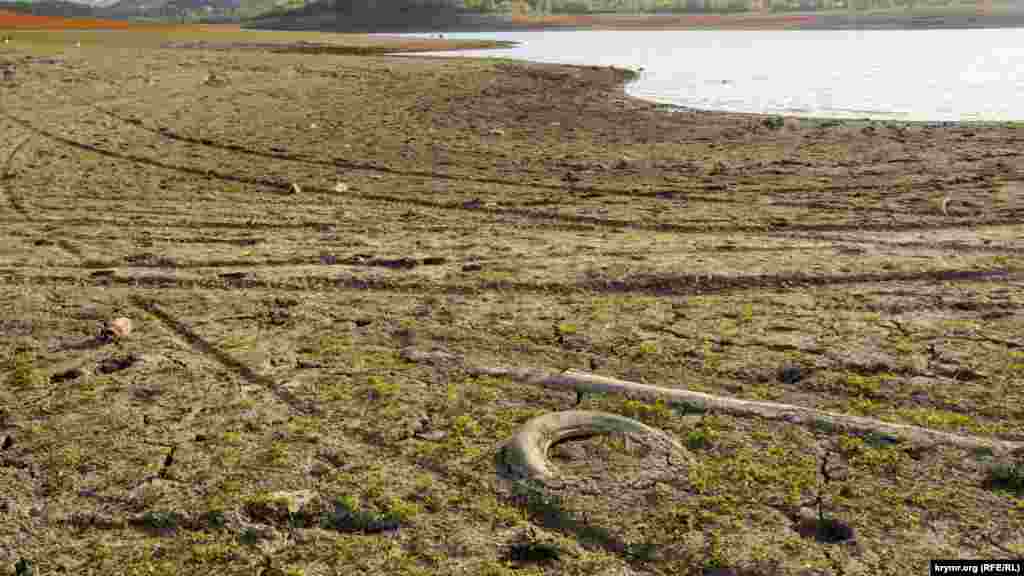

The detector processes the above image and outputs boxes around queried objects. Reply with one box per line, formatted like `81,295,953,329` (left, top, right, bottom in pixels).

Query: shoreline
397,34,1023,128
246,5,1024,33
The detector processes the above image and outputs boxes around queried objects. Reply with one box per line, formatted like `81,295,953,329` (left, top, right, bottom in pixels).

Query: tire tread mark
6,111,1024,236
128,295,321,417
3,267,1015,298
88,103,744,203
55,238,85,259
88,101,981,206
2,135,31,218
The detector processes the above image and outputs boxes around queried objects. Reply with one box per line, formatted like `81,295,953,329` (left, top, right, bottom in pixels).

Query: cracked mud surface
0,26,1022,575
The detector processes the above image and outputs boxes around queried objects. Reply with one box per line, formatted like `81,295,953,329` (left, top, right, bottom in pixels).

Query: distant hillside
99,0,227,19
244,0,513,31
99,0,314,21
0,0,105,16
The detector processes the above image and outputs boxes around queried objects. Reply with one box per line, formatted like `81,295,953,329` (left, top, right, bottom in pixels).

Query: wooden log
400,348,1023,456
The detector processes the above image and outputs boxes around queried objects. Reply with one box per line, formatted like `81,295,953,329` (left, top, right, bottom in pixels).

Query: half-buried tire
499,410,689,482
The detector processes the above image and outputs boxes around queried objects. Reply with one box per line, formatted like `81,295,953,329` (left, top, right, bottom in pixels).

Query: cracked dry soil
0,28,1023,575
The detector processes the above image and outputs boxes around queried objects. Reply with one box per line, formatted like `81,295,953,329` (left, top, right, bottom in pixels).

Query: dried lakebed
1,33,1023,575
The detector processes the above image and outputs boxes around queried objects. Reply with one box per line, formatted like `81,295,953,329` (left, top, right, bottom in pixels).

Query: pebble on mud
102,317,133,340
779,364,805,384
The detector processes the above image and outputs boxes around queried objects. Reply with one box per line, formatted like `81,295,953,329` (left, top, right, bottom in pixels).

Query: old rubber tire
500,410,687,481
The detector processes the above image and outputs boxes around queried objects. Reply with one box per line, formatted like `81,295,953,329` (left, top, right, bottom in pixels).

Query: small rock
289,182,301,195
702,568,738,576
97,354,139,374
219,271,252,282
333,182,349,193
51,367,83,383
15,558,33,576
796,508,856,543
779,364,804,384
246,490,317,523
394,327,417,347
103,317,133,340
417,430,448,442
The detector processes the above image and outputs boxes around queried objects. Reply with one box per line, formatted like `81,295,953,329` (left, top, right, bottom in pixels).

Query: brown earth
0,27,1023,576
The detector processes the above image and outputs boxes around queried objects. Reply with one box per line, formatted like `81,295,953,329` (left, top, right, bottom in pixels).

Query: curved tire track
5,110,1023,237
1,267,1016,299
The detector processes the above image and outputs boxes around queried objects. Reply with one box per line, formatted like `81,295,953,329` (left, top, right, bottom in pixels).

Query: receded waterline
400,28,1024,123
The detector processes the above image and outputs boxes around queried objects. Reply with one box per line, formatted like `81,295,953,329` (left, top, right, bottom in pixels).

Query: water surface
405,29,1024,122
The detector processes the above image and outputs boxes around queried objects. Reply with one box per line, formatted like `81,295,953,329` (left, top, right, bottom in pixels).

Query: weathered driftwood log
499,410,691,482
400,348,1024,456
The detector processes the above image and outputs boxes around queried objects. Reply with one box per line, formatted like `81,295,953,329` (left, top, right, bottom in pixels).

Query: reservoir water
405,28,1024,122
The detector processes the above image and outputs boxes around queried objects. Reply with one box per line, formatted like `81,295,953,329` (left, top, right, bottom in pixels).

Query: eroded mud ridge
1,37,1022,575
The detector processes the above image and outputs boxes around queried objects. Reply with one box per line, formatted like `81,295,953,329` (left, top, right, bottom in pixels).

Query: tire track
54,238,85,259
78,254,447,270
6,110,1022,237
128,295,321,417
51,238,1024,271
4,207,1023,239
1,134,31,218
85,101,749,203
1,133,97,260
19,76,1018,208
2,267,1015,299
772,232,1024,256
3,116,314,420
82,99,975,215
29,231,265,246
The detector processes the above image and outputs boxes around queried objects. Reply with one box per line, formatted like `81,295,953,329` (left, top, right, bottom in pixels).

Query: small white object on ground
105,317,133,340
334,182,349,193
